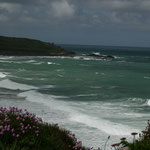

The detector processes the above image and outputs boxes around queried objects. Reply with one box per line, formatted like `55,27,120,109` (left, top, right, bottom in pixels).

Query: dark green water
0,45,150,148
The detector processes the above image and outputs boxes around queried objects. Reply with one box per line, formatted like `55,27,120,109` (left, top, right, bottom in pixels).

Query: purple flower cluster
0,107,42,138
0,107,100,150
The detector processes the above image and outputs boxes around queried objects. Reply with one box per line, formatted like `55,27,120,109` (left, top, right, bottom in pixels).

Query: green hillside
0,36,75,56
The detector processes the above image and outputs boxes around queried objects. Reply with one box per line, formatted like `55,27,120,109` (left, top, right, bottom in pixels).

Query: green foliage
112,120,150,150
0,36,75,56
0,107,86,150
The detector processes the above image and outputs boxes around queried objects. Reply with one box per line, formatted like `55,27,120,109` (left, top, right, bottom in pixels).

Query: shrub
111,120,150,150
0,107,89,150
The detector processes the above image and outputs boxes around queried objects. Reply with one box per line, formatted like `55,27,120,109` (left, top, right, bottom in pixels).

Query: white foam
41,85,55,88
0,72,6,78
128,98,144,103
0,56,13,60
47,62,59,65
56,69,64,72
70,114,138,136
123,113,144,118
25,60,36,63
0,60,13,63
73,56,81,60
83,58,93,60
48,62,53,65
0,79,37,90
147,99,150,106
17,90,139,136
144,76,150,80
93,52,101,56
57,74,64,77
16,89,142,141
18,90,51,103
18,90,68,103
33,62,43,65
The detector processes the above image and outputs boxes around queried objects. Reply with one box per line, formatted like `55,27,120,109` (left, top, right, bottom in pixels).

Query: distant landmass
0,36,115,59
0,36,75,56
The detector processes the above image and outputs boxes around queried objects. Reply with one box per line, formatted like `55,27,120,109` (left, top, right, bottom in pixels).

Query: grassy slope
0,36,75,56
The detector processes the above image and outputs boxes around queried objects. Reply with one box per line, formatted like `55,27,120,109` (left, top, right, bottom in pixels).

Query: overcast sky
0,0,150,47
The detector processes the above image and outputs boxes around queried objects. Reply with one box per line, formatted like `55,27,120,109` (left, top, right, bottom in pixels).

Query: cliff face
0,36,75,56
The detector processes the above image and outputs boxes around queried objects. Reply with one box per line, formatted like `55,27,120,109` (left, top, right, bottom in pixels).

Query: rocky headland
0,36,114,59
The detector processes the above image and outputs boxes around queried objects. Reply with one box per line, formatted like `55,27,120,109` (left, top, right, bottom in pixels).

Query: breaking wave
0,72,6,78
0,79,38,90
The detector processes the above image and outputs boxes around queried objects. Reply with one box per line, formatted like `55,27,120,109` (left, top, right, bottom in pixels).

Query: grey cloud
51,0,75,18
0,0,150,32
78,0,150,12
0,2,21,13
0,0,76,25
0,0,48,5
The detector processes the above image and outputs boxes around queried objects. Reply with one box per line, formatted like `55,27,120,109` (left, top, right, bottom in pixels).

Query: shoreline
0,54,115,60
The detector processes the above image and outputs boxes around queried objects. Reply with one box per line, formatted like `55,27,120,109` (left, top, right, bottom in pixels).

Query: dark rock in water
0,36,115,60
87,53,115,59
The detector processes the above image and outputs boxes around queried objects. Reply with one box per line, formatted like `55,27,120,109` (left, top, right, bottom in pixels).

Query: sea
0,45,150,149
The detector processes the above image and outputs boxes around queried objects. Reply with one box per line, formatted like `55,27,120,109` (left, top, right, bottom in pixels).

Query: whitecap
0,72,6,78
16,90,140,137
0,60,13,63
56,69,64,72
25,60,36,63
23,78,33,80
147,99,150,106
47,62,60,65
0,56,13,60
57,74,64,77
83,58,93,60
33,62,43,65
123,113,144,118
73,56,81,60
114,56,122,59
0,79,38,90
128,98,144,103
93,52,101,56
101,73,105,75
144,77,150,80
70,114,139,136
17,90,68,108
48,62,53,65
40,85,55,88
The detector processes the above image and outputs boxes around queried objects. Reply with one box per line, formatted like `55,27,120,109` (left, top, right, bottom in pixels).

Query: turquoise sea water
0,45,150,149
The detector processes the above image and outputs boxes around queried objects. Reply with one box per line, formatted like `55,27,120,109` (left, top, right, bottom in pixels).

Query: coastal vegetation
111,120,150,150
0,107,88,150
0,106,150,150
0,36,115,59
0,36,74,56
